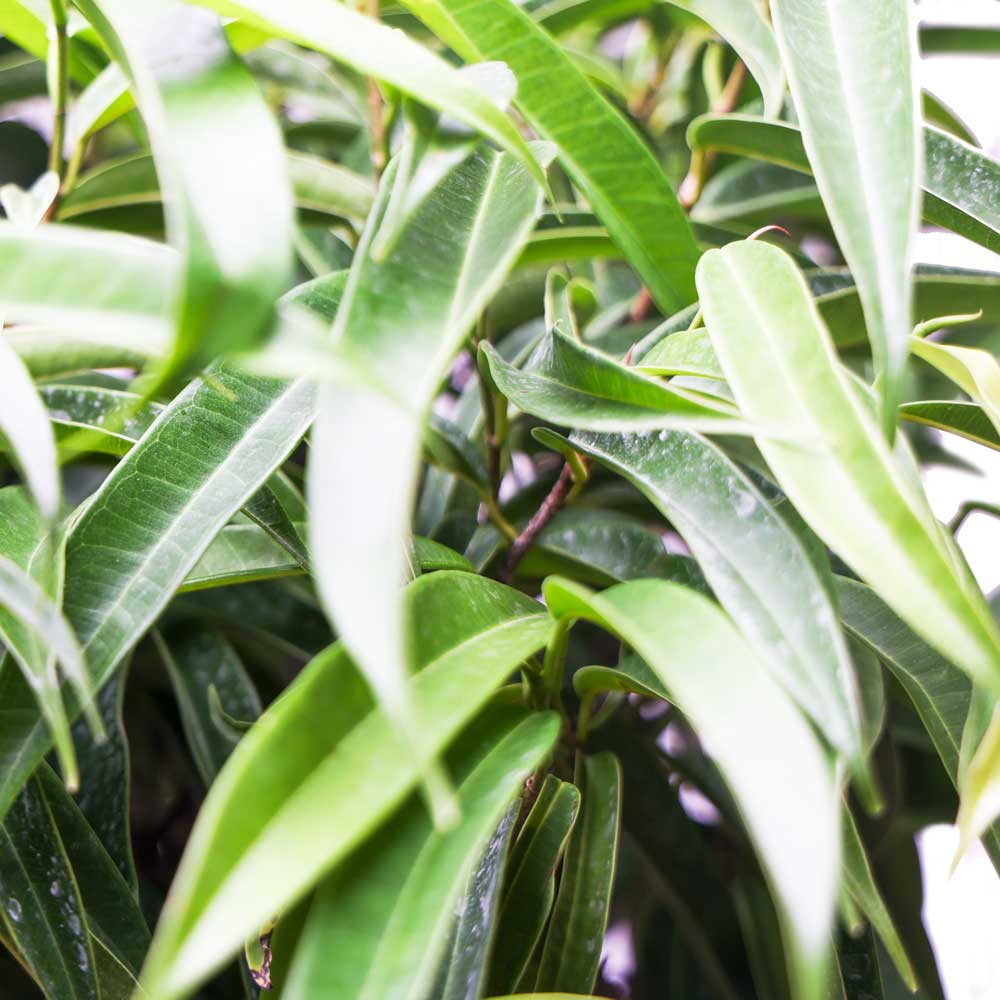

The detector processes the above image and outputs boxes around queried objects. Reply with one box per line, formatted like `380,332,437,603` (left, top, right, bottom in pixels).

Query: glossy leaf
568,428,867,773
183,0,545,187
138,572,553,1000
282,707,558,1000
0,366,315,817
697,241,1000,703
74,0,294,376
401,0,701,313
544,576,840,1000
489,777,580,995
769,0,921,430
307,142,547,818
898,400,1000,451
481,326,747,433
535,753,620,995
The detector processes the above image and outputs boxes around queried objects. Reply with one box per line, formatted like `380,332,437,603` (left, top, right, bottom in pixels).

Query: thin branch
45,0,69,216
502,463,574,580
365,0,386,181
949,500,1000,534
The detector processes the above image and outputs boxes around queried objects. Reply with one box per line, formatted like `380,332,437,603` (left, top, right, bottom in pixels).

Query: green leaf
544,576,839,1000
920,25,1000,55
488,775,581,995
569,429,867,775
697,241,1000,704
481,327,747,433
898,400,1000,451
282,707,558,1000
182,0,545,189
0,367,315,817
179,523,301,592
638,325,725,380
307,142,547,821
0,778,99,1000
689,116,1000,259
836,576,1000,870
154,628,262,785
138,572,553,1000
769,0,921,432
74,0,294,377
660,0,783,115
910,337,1000,439
535,753,620,996
401,0,701,313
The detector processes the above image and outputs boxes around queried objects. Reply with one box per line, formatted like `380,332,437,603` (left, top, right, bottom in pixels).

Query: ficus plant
1,0,999,997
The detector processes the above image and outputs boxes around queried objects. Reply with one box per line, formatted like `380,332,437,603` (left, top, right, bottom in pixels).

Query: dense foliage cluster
1,1,1000,998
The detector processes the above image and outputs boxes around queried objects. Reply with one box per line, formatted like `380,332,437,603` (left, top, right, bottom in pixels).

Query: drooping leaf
568,428,867,775
898,400,1000,452
544,576,840,1000
282,707,558,1000
74,0,294,377
138,572,553,1000
481,326,747,433
488,775,581,995
307,141,548,819
181,0,545,188
768,0,922,432
910,337,1000,439
400,0,701,313
697,241,1000,705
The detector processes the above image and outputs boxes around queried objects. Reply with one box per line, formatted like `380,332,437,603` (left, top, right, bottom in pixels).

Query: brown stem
502,463,574,580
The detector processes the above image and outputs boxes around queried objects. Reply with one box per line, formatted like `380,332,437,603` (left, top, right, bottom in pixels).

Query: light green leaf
911,337,1000,439
488,775,581,995
688,116,1000,258
568,428,867,774
180,523,301,592
282,707,558,1000
535,753,620,996
73,0,294,376
898,400,1000,452
544,576,839,1000
138,572,553,1000
660,0,783,115
769,0,922,432
401,0,701,313
307,142,547,821
0,366,315,817
182,0,545,188
697,241,1000,703
481,326,747,433
638,325,724,380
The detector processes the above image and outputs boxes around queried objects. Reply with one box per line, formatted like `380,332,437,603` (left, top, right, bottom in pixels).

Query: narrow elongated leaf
0,367,315,817
535,753,620,996
836,577,1000,870
283,707,558,1000
689,116,1000,256
769,0,922,431
139,572,553,1000
697,242,1000,704
544,576,840,1000
898,400,1000,451
0,779,99,1000
661,0,783,115
180,524,301,592
911,337,1000,438
569,429,866,773
155,628,262,786
307,142,546,817
73,0,293,376
401,0,701,312
488,776,581,995
182,0,544,187
481,326,747,433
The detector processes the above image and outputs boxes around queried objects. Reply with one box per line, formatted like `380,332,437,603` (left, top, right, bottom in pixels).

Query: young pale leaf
139,572,553,1000
0,367,315,817
307,142,547,822
660,0,783,115
282,707,558,1000
488,775,581,995
481,327,748,433
400,0,701,313
697,242,1000,702
688,116,1000,257
569,429,866,775
836,577,1000,870
544,576,840,1000
910,337,1000,439
73,0,293,377
768,0,922,432
533,755,619,996
181,0,544,188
